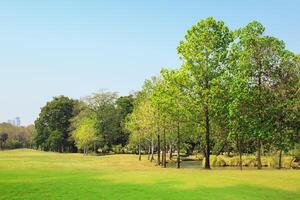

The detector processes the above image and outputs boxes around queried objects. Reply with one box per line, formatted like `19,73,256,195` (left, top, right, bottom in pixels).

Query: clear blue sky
1,0,300,125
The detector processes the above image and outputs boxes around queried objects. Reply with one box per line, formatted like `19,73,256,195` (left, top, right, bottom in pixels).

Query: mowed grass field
0,149,299,200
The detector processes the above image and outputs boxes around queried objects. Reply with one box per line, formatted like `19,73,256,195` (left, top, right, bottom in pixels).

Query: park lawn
0,149,299,200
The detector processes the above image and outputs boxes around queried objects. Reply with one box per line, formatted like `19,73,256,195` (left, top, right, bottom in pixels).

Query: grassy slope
0,149,299,200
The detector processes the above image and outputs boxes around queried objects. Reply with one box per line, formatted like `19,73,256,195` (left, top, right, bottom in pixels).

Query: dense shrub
202,155,296,169
112,145,128,154
6,139,23,149
211,156,226,167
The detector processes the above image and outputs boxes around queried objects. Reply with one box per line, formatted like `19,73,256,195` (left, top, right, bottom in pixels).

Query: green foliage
126,92,156,147
123,18,300,169
115,95,135,146
34,96,78,152
33,92,135,154
0,132,8,149
177,17,233,169
203,155,295,169
228,21,300,168
72,115,99,153
5,139,23,149
0,123,34,150
29,17,300,170
290,143,300,156
84,91,133,150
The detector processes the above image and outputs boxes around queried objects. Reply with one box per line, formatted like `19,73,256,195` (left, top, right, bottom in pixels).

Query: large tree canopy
34,96,78,152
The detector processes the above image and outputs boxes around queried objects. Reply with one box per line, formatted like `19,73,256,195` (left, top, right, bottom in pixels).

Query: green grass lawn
0,149,299,200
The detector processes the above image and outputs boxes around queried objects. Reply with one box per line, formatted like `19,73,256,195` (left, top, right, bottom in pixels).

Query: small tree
72,115,99,155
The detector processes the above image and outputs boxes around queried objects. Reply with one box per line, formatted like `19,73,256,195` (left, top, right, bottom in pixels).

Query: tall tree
84,91,119,152
126,92,156,161
143,77,163,165
230,21,299,169
177,17,232,169
160,68,194,168
271,51,300,168
150,76,172,168
116,95,135,147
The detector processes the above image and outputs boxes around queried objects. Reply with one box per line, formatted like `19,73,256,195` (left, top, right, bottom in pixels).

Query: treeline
33,17,300,170
0,123,34,149
125,18,300,169
34,94,134,153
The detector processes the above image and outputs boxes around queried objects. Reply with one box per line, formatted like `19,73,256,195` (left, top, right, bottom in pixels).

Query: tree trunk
150,138,154,162
278,129,283,169
186,142,196,156
278,149,283,169
256,137,262,169
169,145,173,160
177,121,181,169
215,141,227,157
238,135,243,171
239,151,243,171
138,133,142,161
157,134,161,165
204,105,211,169
162,128,167,168
147,143,151,160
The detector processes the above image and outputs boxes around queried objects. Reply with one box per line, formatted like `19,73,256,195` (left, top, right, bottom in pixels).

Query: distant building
7,117,21,127
15,117,21,127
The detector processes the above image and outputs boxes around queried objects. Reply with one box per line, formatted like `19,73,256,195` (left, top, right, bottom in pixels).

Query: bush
112,145,122,154
6,139,23,149
239,156,253,167
282,157,294,169
228,156,240,167
212,156,227,167
200,154,296,168
266,156,278,168
261,157,270,167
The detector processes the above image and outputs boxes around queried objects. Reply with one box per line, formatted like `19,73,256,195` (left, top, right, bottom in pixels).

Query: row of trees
0,123,34,149
125,18,300,169
33,17,299,170
34,93,134,153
